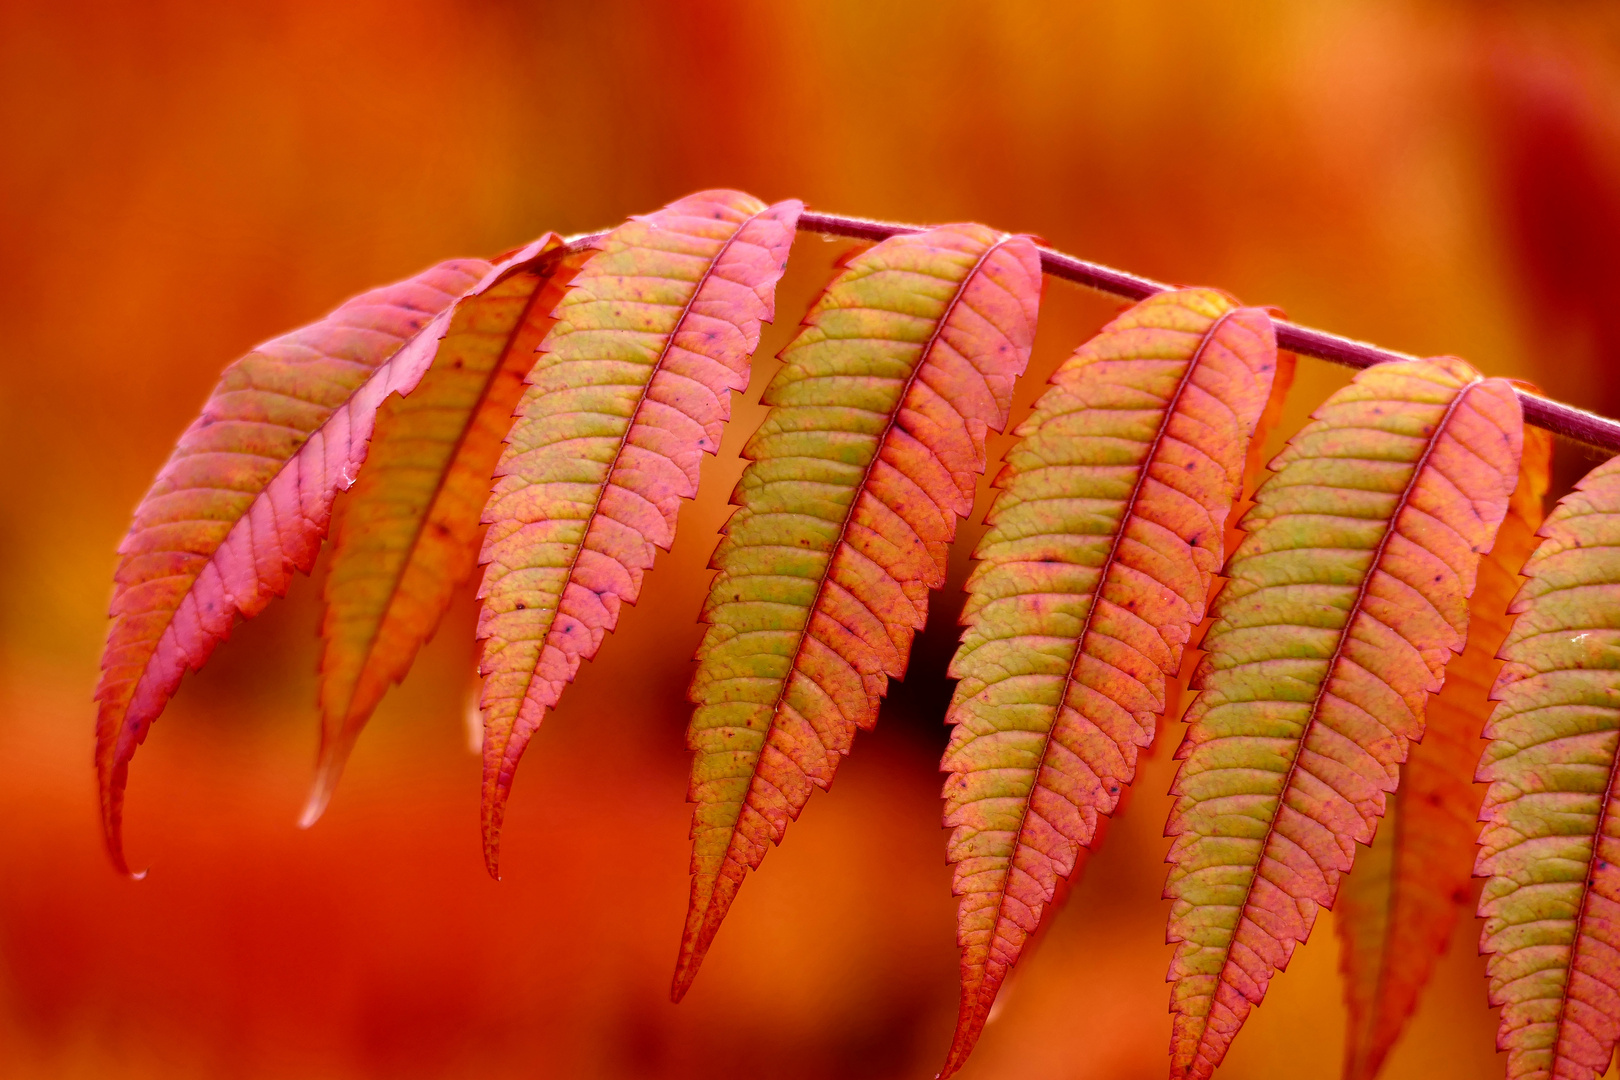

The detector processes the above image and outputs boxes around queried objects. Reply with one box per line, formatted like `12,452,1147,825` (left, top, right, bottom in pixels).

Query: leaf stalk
561,210,1620,453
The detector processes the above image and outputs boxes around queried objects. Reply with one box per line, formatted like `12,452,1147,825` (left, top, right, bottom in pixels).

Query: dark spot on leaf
515,602,525,610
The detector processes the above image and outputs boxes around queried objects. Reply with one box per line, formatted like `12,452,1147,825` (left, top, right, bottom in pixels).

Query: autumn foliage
92,189,1620,1080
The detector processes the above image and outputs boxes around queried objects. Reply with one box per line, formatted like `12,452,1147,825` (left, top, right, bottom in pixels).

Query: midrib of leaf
1551,712,1620,1077
1187,372,1483,1067
487,213,762,755
343,256,562,714
978,307,1241,974
715,236,1013,873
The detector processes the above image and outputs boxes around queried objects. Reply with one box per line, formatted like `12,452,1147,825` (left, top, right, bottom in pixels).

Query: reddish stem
562,210,1620,454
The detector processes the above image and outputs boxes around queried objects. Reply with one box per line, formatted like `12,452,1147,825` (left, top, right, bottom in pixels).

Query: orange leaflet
937,289,1283,1076
308,237,587,825
1164,357,1523,1080
475,191,802,877
1336,424,1550,1080
674,223,1044,1001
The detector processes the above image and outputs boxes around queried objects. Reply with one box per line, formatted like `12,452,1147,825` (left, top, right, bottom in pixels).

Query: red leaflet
307,237,582,825
94,259,489,874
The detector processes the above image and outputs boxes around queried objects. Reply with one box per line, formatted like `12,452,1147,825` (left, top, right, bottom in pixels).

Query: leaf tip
297,784,332,831
482,828,504,882
480,786,507,882
301,764,338,835
939,991,993,1079
101,815,146,881
670,901,723,1003
97,745,139,878
670,939,702,1003
299,731,360,829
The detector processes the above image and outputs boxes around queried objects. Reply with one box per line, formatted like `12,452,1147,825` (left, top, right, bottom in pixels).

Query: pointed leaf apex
672,903,732,1003
299,738,357,829
669,965,694,1005
97,748,137,877
481,783,508,882
937,1047,968,1079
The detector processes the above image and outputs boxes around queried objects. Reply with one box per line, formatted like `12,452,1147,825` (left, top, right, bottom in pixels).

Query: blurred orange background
3,2,1620,1077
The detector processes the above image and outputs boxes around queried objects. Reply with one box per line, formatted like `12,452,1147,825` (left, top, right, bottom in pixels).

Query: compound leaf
1336,423,1551,1080
937,288,1283,1076
95,257,492,873
1164,357,1523,1080
476,190,802,877
675,223,1044,1000
1478,449,1620,1080
306,235,587,826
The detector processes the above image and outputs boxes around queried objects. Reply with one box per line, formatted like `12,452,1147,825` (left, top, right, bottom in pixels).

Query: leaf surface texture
1336,424,1550,1080
93,258,490,872
937,289,1281,1075
676,223,1044,999
308,236,585,824
1164,357,1523,1079
475,190,802,875
1478,449,1620,1080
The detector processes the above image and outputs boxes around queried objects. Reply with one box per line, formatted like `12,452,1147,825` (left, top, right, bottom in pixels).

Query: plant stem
561,211,1620,455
